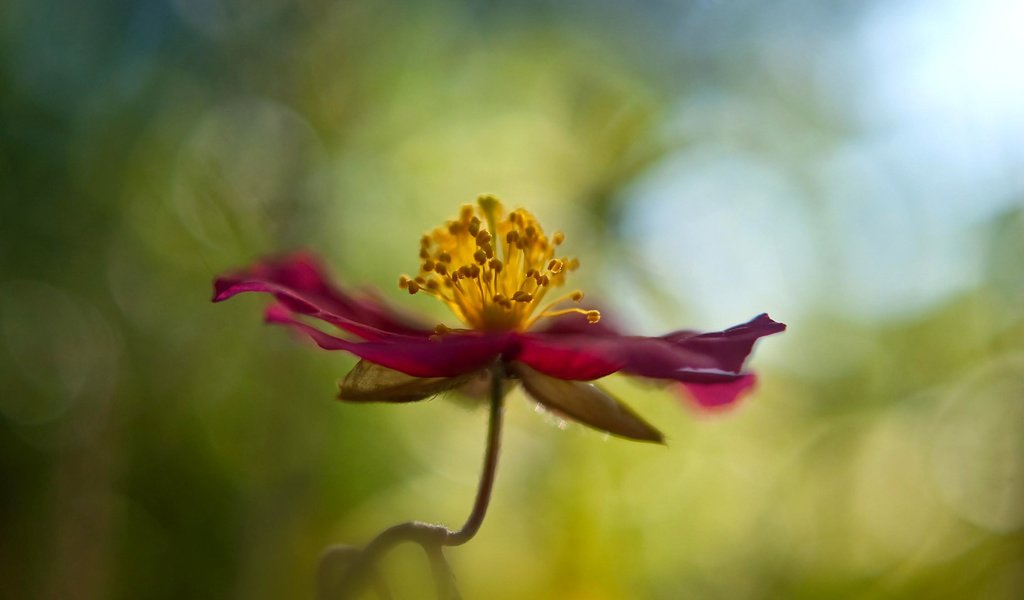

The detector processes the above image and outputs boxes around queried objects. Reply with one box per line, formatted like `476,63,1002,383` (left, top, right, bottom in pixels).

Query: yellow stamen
401,195,600,331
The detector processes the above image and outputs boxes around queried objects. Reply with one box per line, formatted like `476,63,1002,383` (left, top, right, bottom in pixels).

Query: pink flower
213,196,785,442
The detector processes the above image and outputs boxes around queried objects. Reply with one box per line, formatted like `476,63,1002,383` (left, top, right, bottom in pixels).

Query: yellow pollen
401,195,601,331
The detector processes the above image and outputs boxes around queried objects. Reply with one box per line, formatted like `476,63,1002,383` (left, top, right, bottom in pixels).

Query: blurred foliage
2,0,1023,598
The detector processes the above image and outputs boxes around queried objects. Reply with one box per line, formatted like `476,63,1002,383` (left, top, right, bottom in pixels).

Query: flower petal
516,314,784,385
515,333,729,381
662,314,786,373
213,252,431,339
338,360,476,403
680,374,758,410
512,363,664,443
265,303,509,377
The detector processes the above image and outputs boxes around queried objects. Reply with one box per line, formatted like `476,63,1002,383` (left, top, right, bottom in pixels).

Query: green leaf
511,363,664,443
338,360,474,403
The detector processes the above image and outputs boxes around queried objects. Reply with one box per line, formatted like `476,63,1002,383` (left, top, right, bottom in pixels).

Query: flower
213,195,785,443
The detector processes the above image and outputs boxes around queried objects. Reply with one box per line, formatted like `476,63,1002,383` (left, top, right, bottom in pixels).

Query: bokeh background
2,0,1023,598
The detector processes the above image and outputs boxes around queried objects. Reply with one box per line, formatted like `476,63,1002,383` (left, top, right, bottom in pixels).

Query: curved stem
447,362,505,546
333,363,506,598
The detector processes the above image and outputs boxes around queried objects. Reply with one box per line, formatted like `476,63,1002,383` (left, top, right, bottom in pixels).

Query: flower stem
447,361,505,546
328,363,506,598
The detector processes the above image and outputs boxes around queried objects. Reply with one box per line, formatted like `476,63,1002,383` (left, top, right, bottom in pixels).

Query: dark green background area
2,1,1022,598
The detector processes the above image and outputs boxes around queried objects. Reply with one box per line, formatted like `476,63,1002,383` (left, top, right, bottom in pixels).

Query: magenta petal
214,253,431,338
535,313,784,377
226,280,404,342
265,304,509,377
512,334,621,380
662,314,786,373
516,333,728,381
517,314,783,395
680,374,757,410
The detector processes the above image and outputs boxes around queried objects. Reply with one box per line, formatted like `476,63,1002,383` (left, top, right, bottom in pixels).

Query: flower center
399,195,600,332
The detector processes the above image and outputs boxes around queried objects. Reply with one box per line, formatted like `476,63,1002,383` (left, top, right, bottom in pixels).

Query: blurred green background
2,0,1023,598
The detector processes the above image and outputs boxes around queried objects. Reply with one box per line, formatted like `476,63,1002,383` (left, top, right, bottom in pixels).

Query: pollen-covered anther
403,196,597,330
586,310,601,324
